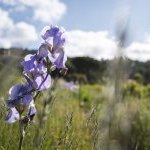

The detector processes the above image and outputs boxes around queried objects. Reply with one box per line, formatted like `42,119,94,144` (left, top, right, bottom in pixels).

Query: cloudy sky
0,0,150,61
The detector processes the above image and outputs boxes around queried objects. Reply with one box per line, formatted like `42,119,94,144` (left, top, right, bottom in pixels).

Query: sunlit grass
0,62,150,149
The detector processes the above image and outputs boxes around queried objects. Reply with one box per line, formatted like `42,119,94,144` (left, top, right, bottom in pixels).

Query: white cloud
0,38,11,49
32,0,66,23
64,30,150,61
1,0,17,5
0,9,13,29
126,42,150,61
0,8,38,48
65,30,117,59
9,22,38,46
2,0,66,23
1,2,150,62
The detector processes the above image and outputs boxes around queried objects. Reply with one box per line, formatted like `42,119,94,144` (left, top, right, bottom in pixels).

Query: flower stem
18,122,25,150
18,115,29,150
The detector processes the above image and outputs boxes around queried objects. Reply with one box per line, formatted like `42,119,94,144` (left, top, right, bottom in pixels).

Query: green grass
0,75,150,149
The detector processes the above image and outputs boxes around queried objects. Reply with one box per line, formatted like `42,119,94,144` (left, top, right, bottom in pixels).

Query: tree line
0,48,150,84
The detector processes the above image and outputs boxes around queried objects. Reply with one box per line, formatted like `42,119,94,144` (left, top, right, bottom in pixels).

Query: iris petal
7,84,33,108
48,50,67,69
6,108,19,123
33,73,51,91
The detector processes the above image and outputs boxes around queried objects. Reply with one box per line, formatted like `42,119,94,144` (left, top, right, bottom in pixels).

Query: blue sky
59,0,150,41
60,0,116,31
0,0,150,61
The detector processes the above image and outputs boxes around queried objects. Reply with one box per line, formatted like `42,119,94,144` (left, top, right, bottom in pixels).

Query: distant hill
66,57,107,83
1,48,150,84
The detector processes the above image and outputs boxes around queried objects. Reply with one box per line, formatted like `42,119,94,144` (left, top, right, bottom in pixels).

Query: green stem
18,122,25,150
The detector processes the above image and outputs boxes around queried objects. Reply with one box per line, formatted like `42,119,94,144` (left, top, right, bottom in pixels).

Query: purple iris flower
48,49,67,69
6,108,19,123
38,43,67,69
21,54,47,76
41,25,59,40
41,25,66,48
6,83,35,123
6,102,36,124
40,25,67,69
5,25,68,125
21,54,35,73
7,83,33,113
32,73,51,91
64,81,79,91
38,43,50,58
24,72,51,91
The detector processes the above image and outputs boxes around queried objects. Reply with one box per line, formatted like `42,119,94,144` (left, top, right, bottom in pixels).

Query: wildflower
5,25,68,150
6,83,36,123
21,53,51,91
41,25,66,49
41,25,67,69
7,83,33,114
32,73,52,91
6,102,36,124
6,108,19,123
24,72,51,91
64,81,79,91
21,54,47,76
48,48,67,69
6,25,68,124
38,43,49,58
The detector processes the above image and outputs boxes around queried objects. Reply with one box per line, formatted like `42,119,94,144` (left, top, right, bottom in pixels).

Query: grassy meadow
0,52,150,150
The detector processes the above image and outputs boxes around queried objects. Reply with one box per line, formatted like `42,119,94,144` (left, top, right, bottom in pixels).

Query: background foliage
0,48,150,149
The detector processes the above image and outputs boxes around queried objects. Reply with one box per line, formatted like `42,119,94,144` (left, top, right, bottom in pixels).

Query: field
0,53,150,150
